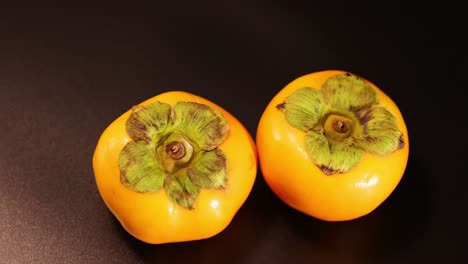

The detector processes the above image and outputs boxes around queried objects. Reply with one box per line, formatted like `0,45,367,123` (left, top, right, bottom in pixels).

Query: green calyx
277,72,405,175
118,101,229,209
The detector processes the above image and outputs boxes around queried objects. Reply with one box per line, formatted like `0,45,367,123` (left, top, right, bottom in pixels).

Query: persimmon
256,70,409,221
93,91,257,244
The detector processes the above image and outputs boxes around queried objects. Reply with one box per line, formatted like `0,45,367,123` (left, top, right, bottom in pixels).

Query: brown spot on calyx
397,134,405,149
353,105,373,125
187,108,197,119
169,108,176,122
126,112,152,142
166,141,185,160
276,102,286,111
363,136,379,144
120,174,129,185
131,105,145,112
135,122,147,131
318,164,341,175
125,151,138,165
163,176,172,188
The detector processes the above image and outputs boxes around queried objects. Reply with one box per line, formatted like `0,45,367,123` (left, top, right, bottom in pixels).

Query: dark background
1,2,466,263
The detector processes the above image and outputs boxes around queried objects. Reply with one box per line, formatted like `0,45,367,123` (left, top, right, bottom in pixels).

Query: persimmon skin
93,91,257,244
256,70,409,221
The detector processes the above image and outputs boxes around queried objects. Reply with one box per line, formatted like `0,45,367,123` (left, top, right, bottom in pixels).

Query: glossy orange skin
93,91,257,244
256,70,409,221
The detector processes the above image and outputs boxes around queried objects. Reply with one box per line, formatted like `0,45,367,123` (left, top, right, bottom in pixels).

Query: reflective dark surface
1,3,466,263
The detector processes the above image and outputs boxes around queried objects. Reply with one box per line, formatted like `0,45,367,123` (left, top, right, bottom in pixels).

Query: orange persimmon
256,70,409,221
93,91,257,244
